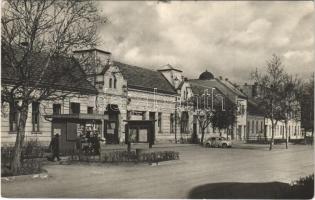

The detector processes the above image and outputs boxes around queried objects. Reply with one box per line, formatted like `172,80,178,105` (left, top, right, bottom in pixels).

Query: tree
1,0,104,175
210,97,237,139
252,54,286,150
301,74,314,140
279,74,303,149
187,89,237,144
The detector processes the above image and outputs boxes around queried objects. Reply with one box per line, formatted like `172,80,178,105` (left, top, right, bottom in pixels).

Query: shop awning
45,113,108,121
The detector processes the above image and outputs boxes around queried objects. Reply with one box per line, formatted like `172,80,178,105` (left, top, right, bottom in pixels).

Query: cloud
97,1,314,83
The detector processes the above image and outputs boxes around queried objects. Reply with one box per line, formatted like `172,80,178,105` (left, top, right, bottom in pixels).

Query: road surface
2,144,314,198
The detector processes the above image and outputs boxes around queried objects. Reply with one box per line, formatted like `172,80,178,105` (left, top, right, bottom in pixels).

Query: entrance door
104,113,119,144
237,125,242,140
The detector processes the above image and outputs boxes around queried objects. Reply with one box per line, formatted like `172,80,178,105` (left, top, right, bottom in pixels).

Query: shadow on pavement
188,181,314,199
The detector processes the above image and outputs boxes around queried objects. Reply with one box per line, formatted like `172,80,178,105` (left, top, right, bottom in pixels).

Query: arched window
114,78,117,89
109,78,112,88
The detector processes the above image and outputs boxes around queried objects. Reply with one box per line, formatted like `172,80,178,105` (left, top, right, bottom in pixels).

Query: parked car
204,137,232,148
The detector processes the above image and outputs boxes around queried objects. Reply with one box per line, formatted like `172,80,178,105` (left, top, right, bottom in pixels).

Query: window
127,111,131,120
256,121,259,133
87,106,93,114
181,111,189,134
114,78,117,89
251,120,254,133
158,112,162,133
109,78,112,88
53,104,61,115
70,103,80,114
32,102,40,132
9,102,18,132
170,113,174,133
261,121,263,133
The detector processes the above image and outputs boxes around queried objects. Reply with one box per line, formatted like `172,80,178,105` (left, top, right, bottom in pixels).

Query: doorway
104,104,120,144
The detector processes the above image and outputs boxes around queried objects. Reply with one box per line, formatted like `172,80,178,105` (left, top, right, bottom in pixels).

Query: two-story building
73,49,179,144
172,70,248,142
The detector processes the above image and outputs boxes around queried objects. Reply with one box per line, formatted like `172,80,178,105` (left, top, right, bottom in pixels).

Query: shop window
70,102,80,114
53,104,61,115
87,107,93,114
158,112,162,133
32,102,40,132
9,102,18,132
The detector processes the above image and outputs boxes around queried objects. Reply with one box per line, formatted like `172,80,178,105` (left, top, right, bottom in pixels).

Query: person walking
49,134,61,161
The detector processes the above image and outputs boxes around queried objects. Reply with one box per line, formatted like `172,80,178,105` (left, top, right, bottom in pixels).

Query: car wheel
205,143,211,148
222,143,227,148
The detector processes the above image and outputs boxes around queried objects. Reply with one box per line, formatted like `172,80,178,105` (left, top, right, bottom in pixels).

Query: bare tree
301,74,314,142
1,0,104,175
252,54,286,150
279,74,303,149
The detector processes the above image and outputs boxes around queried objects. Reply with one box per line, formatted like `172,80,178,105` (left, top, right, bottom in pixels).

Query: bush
1,140,46,177
99,150,179,163
289,174,314,198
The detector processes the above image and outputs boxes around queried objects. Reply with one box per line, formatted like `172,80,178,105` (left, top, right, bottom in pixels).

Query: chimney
219,76,222,80
225,78,228,81
244,83,247,86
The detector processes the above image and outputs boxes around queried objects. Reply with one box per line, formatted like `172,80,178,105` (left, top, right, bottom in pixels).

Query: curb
153,144,199,148
149,159,183,166
1,172,49,182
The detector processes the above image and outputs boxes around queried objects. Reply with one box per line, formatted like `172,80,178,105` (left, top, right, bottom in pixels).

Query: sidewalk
153,143,199,148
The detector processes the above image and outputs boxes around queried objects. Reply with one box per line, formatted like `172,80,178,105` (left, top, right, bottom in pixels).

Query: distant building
240,84,303,142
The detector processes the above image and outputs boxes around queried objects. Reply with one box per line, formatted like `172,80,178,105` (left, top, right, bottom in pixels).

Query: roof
188,78,247,102
247,98,264,116
199,70,214,80
1,49,98,94
157,64,183,72
73,48,111,55
112,61,177,95
188,81,234,105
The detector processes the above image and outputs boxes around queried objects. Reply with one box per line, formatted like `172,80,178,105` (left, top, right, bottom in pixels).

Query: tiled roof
247,98,264,116
157,64,183,72
1,50,98,94
113,61,177,95
189,78,247,101
189,81,234,105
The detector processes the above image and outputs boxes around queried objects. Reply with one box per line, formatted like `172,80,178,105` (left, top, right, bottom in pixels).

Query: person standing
49,134,61,161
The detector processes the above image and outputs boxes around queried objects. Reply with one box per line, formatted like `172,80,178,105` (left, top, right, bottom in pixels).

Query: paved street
2,144,314,198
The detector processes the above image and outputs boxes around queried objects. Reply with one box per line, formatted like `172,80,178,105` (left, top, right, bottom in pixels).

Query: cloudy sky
96,1,314,83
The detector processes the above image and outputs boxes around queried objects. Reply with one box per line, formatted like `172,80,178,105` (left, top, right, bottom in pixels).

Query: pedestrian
49,134,61,161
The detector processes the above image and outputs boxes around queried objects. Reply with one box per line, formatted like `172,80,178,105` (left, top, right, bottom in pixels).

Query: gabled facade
74,49,179,144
